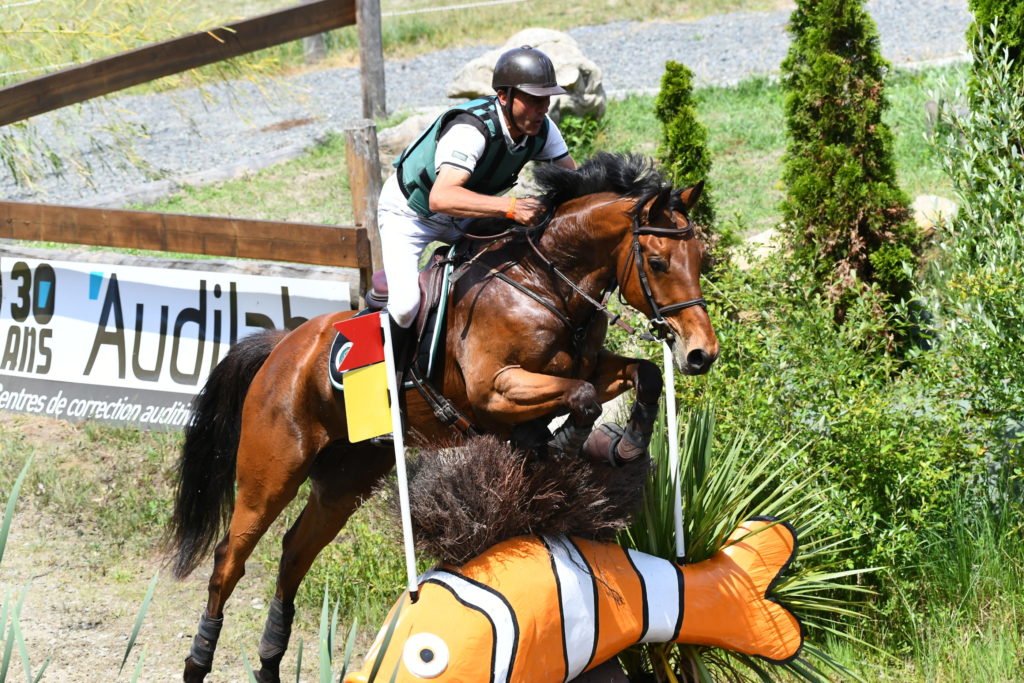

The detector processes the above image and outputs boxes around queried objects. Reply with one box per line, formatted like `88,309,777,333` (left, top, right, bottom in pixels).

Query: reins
457,191,707,346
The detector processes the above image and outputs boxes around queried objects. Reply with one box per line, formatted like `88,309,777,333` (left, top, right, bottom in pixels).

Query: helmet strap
501,87,523,140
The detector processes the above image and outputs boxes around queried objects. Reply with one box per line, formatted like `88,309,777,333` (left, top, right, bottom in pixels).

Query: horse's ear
641,186,673,224
677,180,705,213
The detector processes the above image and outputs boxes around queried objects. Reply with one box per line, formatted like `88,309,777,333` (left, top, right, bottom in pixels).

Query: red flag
333,312,385,372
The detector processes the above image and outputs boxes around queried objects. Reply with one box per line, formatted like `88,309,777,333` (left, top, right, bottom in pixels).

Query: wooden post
357,0,387,119
344,119,383,301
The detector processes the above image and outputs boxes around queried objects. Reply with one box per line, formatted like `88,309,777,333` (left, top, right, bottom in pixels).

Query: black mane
533,152,668,207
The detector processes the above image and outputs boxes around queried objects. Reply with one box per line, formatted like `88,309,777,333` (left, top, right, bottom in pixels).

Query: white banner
0,256,351,429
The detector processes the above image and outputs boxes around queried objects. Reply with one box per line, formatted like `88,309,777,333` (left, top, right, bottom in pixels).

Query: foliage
780,0,917,309
556,113,606,162
654,253,986,636
617,404,871,681
968,0,1024,77
655,60,717,228
925,25,1024,459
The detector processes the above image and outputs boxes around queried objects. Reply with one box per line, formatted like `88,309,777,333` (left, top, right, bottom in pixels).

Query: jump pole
380,311,419,602
663,341,686,563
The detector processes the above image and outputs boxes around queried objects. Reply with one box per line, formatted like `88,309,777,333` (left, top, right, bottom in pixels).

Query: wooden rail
0,202,371,279
0,0,356,127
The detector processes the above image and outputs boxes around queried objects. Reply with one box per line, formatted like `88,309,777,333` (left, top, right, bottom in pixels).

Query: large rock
376,108,445,169
912,194,958,237
447,28,606,121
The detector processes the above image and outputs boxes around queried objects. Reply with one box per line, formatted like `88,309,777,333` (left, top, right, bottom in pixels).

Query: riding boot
388,317,414,382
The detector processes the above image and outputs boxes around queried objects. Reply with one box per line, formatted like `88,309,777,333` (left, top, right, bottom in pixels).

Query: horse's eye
403,632,449,678
647,256,669,274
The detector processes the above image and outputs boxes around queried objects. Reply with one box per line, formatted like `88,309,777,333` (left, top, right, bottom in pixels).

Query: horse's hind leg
256,443,395,683
184,437,313,682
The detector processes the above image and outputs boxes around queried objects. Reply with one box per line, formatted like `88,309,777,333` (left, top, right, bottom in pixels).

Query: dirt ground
0,413,358,683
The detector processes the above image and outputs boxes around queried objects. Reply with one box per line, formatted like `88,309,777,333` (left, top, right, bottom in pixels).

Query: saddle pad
331,249,455,392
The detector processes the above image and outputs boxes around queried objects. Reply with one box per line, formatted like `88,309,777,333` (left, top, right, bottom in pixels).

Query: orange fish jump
345,518,804,682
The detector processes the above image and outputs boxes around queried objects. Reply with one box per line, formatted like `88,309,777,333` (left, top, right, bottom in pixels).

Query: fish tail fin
677,517,804,662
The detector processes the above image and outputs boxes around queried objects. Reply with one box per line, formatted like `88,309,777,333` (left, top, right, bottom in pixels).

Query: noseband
625,208,707,341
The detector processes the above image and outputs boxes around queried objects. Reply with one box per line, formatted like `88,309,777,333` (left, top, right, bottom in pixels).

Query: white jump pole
380,311,419,602
663,341,686,562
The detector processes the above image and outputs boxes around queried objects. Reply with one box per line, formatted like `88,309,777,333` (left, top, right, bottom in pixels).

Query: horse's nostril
687,349,710,369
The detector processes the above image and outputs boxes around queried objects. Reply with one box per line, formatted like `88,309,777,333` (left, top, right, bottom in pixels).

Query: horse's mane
464,152,669,236
533,151,668,209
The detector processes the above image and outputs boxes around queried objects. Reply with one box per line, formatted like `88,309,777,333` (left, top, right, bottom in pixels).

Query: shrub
968,0,1024,75
928,26,1024,454
779,0,918,309
655,60,716,228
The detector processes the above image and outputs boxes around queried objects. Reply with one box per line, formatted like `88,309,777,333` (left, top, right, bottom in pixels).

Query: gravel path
0,0,970,208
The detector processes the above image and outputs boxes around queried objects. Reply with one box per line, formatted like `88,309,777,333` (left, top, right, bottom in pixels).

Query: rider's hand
511,197,546,226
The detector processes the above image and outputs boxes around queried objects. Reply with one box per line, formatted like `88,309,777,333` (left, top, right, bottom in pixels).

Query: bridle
459,191,708,345
621,200,707,340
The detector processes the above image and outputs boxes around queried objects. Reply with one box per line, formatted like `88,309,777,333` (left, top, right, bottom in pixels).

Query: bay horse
169,152,719,682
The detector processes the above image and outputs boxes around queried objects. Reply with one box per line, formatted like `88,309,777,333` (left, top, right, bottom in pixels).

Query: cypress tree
655,60,716,228
780,0,916,307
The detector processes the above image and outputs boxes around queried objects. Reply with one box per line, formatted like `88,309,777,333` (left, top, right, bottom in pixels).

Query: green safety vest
393,96,549,217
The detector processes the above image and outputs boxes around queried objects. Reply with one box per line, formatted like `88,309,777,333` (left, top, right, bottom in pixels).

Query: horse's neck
539,198,629,291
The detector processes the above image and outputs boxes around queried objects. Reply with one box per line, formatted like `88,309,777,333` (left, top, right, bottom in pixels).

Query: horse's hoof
256,668,282,683
582,423,624,466
548,422,592,455
256,653,284,683
183,656,211,682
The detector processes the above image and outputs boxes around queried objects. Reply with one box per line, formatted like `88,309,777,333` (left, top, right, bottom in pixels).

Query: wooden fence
0,0,358,127
0,0,386,295
0,201,372,291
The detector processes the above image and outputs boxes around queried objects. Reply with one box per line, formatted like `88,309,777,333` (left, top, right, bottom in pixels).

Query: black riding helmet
492,46,567,136
491,46,568,97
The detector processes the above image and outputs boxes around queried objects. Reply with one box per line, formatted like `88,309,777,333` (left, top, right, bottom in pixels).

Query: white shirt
434,113,569,176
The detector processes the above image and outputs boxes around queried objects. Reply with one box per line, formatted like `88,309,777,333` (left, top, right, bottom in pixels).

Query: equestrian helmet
491,46,567,97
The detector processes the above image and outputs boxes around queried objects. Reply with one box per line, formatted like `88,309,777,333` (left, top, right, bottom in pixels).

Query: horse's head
617,181,719,375
534,153,719,375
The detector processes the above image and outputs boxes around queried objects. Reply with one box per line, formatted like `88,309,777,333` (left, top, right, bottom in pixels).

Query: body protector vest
393,96,549,217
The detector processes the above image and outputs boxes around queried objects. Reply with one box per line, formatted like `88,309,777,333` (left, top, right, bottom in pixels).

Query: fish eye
402,632,449,678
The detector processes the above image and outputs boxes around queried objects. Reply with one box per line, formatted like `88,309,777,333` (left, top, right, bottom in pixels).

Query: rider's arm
429,166,547,225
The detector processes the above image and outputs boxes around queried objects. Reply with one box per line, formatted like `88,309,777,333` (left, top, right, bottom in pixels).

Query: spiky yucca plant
616,404,874,682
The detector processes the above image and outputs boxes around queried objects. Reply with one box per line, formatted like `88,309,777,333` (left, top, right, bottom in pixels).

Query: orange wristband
506,196,517,220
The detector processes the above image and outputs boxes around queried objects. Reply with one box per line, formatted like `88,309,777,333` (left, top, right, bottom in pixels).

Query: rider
377,45,578,361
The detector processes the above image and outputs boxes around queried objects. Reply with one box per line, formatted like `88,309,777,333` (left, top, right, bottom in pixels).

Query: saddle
329,243,479,435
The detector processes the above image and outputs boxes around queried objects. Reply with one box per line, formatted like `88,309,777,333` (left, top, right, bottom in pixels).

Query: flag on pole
333,312,391,442
332,311,420,600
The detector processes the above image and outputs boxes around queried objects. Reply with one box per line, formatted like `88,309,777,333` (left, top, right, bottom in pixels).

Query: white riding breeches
377,174,468,328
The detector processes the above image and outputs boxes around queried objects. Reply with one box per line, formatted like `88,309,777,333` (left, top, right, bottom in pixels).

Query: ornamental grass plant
616,404,873,682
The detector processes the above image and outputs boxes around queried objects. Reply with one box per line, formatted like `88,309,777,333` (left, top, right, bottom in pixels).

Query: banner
0,255,350,429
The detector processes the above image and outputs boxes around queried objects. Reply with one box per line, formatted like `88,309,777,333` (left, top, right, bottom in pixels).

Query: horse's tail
168,328,288,579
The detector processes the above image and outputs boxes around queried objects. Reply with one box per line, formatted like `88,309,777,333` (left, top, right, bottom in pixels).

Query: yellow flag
343,362,392,442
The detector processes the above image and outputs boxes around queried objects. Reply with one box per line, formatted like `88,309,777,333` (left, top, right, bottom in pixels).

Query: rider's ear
677,180,705,213
640,187,672,224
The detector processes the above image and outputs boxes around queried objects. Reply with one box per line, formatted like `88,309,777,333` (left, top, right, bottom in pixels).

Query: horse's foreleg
256,445,394,683
485,366,602,453
584,351,663,465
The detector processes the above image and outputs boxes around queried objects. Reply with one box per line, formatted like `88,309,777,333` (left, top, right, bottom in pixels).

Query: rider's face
500,90,550,138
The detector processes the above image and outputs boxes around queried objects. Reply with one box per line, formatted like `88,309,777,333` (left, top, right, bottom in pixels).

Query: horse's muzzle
681,347,717,375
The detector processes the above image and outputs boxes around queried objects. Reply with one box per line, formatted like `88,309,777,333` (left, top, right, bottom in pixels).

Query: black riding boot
388,316,414,382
